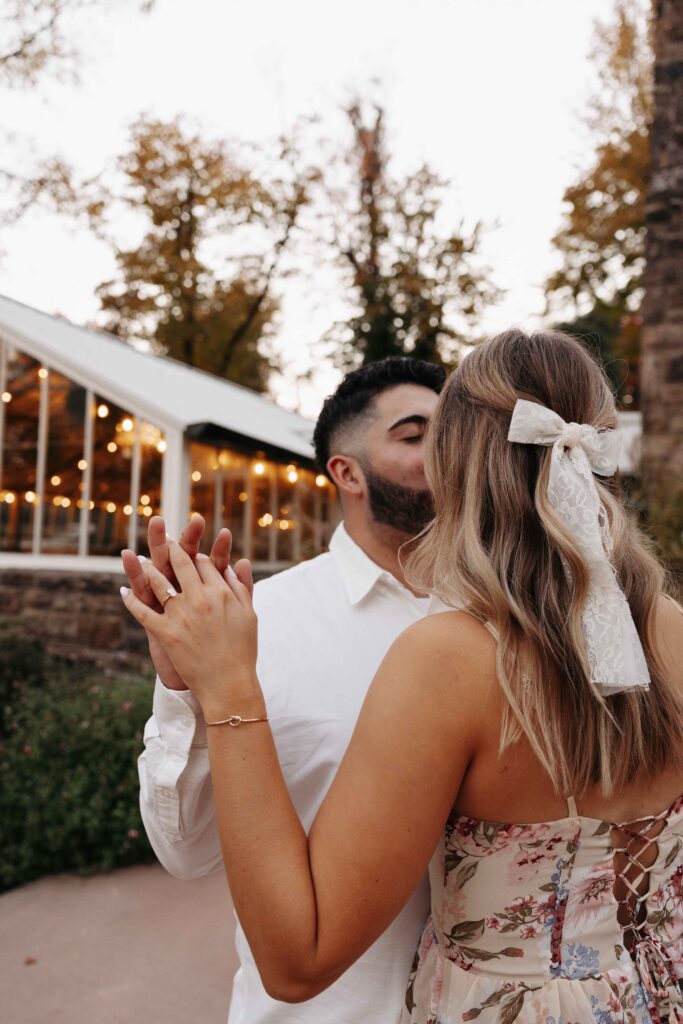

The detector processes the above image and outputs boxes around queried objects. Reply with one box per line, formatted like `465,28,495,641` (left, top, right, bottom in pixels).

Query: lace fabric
507,399,650,695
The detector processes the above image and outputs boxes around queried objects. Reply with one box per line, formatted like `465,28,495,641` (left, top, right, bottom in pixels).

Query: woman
122,329,683,1023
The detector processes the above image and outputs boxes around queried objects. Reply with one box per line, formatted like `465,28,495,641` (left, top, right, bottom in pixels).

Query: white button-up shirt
139,522,440,1023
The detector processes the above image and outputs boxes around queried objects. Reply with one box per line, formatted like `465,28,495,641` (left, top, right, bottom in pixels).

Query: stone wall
0,568,148,668
0,566,278,668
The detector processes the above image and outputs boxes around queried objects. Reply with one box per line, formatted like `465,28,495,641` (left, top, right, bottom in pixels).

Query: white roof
0,294,315,460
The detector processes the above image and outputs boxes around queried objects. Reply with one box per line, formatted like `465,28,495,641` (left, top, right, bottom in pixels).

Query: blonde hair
403,329,683,796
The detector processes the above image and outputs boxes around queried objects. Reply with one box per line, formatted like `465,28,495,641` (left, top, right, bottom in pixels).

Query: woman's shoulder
653,593,683,684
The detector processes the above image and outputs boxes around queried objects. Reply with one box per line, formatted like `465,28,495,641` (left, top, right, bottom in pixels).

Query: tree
545,0,652,409
546,0,652,316
0,0,153,233
322,103,500,370
95,117,313,392
640,0,683,562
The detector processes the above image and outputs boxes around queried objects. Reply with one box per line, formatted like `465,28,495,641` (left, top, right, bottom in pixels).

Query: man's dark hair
313,357,446,476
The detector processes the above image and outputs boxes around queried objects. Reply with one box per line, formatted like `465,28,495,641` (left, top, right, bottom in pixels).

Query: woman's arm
121,541,489,1001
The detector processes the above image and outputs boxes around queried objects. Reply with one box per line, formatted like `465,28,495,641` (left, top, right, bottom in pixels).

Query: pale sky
1,0,617,417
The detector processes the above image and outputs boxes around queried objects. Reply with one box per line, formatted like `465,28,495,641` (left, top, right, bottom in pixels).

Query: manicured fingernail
166,532,174,541
166,585,178,597
227,565,237,579
120,586,131,598
137,554,147,563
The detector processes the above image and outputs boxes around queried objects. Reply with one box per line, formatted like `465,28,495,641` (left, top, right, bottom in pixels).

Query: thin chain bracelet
206,714,269,728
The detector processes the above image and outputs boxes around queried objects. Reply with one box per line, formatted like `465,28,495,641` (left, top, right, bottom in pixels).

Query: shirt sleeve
138,676,224,879
137,579,291,881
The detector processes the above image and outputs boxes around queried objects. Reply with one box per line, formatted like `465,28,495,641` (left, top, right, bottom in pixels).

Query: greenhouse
0,295,338,574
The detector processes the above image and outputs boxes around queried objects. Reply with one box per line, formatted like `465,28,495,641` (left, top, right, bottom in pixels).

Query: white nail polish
120,586,131,598
137,554,147,563
227,565,238,579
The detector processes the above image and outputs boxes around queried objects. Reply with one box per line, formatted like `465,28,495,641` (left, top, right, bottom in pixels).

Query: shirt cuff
152,676,208,748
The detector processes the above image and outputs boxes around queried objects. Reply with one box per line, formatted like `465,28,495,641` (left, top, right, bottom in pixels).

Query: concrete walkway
0,863,239,1024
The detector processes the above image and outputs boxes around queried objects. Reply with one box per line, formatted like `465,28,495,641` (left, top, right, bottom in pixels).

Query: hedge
0,628,156,892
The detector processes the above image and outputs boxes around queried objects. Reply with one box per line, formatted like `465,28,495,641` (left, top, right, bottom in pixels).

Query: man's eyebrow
387,414,429,433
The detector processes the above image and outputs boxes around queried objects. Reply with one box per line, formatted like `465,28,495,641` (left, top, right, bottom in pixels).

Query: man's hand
121,514,239,690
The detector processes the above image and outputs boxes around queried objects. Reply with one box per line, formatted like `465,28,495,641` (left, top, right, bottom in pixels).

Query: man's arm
129,515,236,877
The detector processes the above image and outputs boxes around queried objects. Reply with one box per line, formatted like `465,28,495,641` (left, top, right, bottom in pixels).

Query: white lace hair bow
507,398,650,695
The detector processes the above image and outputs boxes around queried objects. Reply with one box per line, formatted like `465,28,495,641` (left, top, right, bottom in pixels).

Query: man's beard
361,463,434,536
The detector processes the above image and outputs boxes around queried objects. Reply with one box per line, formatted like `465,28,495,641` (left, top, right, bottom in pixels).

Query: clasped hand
120,515,258,716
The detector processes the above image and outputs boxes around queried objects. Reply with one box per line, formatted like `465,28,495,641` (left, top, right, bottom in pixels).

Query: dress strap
566,795,578,818
663,593,683,616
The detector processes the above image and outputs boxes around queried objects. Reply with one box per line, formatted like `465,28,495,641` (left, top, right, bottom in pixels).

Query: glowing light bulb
50,475,61,486
123,504,133,516
1,392,11,403
4,492,15,504
238,491,248,502
143,506,153,517
140,494,150,506
38,367,48,380
107,442,117,453
121,417,134,432
258,513,273,527
78,459,87,470
156,440,167,453
60,497,71,508
254,462,265,475
191,471,201,482
25,491,35,503
106,502,116,513
315,474,327,487
97,404,109,418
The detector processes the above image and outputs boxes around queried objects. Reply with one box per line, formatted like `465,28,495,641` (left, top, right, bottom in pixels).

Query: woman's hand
120,536,259,720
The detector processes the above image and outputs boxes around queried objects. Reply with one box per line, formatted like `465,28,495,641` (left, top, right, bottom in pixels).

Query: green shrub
0,632,156,892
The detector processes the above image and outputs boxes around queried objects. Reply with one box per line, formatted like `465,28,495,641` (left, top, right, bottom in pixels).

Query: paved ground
0,863,239,1024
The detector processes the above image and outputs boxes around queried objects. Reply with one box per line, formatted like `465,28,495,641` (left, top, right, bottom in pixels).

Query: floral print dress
403,794,683,1024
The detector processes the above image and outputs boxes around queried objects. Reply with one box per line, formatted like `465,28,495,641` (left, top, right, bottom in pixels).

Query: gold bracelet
206,714,269,728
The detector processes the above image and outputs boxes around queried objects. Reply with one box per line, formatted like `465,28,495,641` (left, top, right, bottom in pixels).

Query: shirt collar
328,522,399,605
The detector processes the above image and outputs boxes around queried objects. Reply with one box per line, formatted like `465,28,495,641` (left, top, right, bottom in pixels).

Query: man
130,356,445,1023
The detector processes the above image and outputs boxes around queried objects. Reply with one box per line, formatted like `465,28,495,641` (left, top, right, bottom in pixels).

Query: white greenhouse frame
0,295,337,574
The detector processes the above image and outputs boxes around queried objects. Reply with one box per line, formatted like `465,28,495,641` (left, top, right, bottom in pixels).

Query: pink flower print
506,830,565,886
485,916,501,930
521,925,538,939
567,869,614,927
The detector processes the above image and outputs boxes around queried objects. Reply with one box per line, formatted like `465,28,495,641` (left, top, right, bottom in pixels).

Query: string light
78,459,87,470
1,392,11,403
60,497,70,508
97,404,109,418
52,496,62,507
25,491,35,503
191,471,201,482
156,440,166,453
4,492,15,504
38,367,48,380
106,502,116,513
50,475,61,486
315,474,327,487
286,465,298,483
238,491,248,502
257,513,273,527
142,506,152,517
123,505,133,516
121,417,134,432
140,494,150,506
253,462,265,475
107,442,117,453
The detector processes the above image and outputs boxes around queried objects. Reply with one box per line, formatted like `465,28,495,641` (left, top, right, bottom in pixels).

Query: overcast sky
1,0,617,416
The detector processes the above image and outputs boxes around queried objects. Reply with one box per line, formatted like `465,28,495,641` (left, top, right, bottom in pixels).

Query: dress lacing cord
610,809,683,1019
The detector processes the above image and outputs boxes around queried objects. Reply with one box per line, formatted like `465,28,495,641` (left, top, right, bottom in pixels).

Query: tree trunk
641,0,683,493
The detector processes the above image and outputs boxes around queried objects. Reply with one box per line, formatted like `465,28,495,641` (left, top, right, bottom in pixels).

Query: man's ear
327,454,365,499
